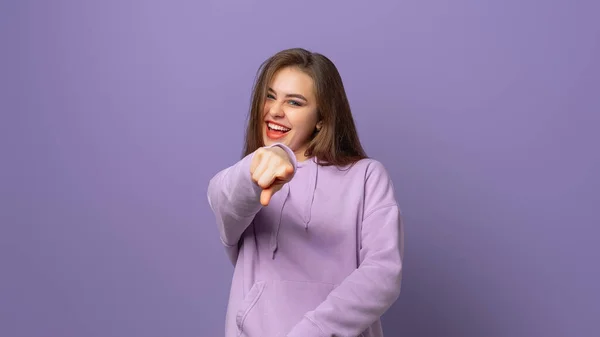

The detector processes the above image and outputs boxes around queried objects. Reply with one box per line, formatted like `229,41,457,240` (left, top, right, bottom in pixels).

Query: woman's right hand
250,146,295,206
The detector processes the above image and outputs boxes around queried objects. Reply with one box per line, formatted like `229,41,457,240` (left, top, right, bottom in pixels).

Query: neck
294,145,309,162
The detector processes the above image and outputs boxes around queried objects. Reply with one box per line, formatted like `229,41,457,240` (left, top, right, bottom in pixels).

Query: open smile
265,122,291,140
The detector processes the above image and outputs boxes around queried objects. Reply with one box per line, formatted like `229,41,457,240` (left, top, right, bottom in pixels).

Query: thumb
279,164,295,180
285,164,295,175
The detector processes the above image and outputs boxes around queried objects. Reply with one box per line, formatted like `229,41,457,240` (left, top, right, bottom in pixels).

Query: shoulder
351,158,398,214
358,158,391,179
321,157,396,196
339,158,393,184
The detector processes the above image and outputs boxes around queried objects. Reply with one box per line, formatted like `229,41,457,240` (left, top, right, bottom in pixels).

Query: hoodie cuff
286,316,325,337
264,143,298,170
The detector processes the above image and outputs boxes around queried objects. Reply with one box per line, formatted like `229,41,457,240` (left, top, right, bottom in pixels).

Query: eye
266,93,275,100
288,100,302,106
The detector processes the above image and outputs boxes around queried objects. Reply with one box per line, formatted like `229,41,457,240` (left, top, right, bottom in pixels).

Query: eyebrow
268,87,308,102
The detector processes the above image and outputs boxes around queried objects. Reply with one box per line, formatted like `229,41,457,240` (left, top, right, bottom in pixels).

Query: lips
266,121,291,132
265,121,290,140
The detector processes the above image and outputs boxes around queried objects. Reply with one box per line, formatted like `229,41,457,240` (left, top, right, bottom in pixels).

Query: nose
268,101,284,118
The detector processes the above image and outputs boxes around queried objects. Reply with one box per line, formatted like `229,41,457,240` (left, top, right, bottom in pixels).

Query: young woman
207,48,404,337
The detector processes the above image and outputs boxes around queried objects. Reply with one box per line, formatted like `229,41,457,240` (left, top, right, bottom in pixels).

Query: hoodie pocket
235,280,336,337
235,281,266,333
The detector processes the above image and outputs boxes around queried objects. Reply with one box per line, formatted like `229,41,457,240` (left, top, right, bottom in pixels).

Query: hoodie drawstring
270,184,289,259
270,158,319,259
303,160,318,230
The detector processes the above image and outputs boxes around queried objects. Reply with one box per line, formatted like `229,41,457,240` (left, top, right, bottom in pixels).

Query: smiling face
262,66,322,161
243,48,367,167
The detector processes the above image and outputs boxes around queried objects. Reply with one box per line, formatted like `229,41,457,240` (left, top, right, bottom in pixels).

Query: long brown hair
242,48,367,167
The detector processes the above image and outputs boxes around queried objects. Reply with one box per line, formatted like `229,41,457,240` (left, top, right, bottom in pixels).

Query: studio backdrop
2,1,598,336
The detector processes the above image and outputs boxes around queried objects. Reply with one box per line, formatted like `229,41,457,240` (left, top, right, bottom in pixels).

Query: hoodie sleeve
286,160,404,337
207,144,297,264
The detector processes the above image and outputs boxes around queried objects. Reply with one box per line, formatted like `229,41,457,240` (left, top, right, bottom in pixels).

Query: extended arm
207,144,297,264
207,152,264,264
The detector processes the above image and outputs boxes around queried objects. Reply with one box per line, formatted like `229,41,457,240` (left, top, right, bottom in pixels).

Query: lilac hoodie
207,143,404,337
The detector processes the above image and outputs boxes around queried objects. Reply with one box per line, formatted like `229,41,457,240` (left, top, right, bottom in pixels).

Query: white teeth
268,122,290,132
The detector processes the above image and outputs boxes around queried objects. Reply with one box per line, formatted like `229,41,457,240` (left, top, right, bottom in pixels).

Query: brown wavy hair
242,48,367,167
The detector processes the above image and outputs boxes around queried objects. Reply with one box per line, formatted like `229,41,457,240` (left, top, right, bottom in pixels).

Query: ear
316,121,323,131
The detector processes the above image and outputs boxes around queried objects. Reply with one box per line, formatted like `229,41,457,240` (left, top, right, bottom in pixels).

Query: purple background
2,1,599,336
